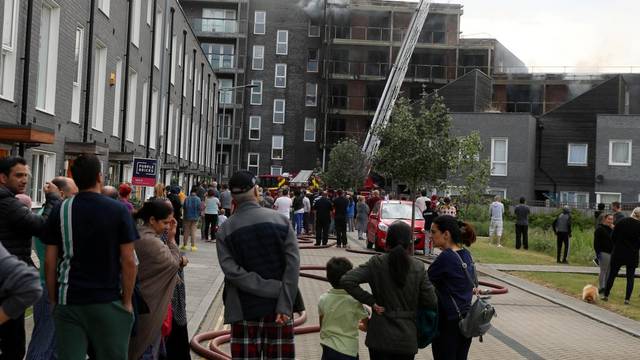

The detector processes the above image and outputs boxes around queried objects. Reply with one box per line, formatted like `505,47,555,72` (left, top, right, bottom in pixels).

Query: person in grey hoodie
553,207,572,263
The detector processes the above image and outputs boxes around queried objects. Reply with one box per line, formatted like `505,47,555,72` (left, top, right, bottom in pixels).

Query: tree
372,94,457,250
451,132,491,212
322,138,368,191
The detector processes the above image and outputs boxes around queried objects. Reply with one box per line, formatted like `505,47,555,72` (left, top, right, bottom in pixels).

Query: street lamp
215,83,258,181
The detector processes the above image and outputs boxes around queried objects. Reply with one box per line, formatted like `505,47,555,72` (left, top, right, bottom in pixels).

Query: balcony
393,29,447,45
490,101,564,115
330,25,391,43
191,18,247,38
328,61,390,79
327,61,463,82
206,54,245,73
329,96,380,115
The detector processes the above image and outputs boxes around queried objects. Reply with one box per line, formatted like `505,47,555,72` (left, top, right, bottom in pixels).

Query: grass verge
512,271,640,321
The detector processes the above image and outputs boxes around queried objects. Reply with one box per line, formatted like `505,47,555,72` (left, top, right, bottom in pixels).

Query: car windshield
381,203,423,220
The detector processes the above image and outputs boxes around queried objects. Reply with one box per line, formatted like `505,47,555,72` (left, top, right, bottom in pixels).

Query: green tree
322,138,368,191
372,95,457,249
452,132,491,212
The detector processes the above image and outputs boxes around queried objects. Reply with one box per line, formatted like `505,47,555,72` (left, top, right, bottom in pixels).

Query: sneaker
624,299,630,305
180,245,187,251
497,244,503,248
191,246,198,252
601,296,608,302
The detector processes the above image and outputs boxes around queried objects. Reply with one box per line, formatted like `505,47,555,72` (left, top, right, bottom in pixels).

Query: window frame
307,48,319,73
153,8,162,68
490,138,508,176
131,0,141,47
274,63,287,88
112,58,122,136
249,115,261,140
252,45,264,70
567,143,588,167
272,135,284,160
218,113,231,140
596,192,622,205
1,0,20,101
91,41,107,132
126,67,138,142
218,78,233,104
254,11,266,35
71,26,85,124
248,153,260,174
560,191,589,206
139,81,148,145
150,88,159,149
305,83,318,107
250,80,262,105
609,139,632,166
29,150,56,207
308,19,320,37
36,0,61,114
98,0,110,17
273,99,285,124
304,117,316,142
486,188,507,199
276,30,288,55
271,165,283,176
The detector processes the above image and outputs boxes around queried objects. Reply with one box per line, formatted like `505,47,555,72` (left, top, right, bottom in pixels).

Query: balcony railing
329,96,380,112
191,18,246,36
393,29,446,44
330,25,391,42
205,54,245,71
328,61,479,81
490,101,565,114
329,61,390,77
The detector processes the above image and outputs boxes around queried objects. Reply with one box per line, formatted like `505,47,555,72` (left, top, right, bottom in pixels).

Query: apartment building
0,0,218,201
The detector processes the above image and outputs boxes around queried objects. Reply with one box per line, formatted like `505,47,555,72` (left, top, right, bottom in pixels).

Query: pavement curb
188,272,225,338
478,264,640,338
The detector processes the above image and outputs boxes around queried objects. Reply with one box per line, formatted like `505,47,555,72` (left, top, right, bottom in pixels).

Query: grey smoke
297,0,350,20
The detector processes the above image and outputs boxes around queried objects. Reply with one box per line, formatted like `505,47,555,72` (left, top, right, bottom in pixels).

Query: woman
603,207,640,304
427,215,477,360
594,214,614,295
355,196,369,240
346,195,355,233
130,200,186,360
341,222,438,360
203,189,221,242
438,197,457,217
151,182,166,200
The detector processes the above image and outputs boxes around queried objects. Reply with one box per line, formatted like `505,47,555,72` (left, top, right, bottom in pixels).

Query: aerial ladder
361,0,432,159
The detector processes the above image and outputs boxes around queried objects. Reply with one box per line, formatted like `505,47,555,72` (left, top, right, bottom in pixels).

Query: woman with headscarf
129,200,185,359
603,207,640,304
341,222,438,359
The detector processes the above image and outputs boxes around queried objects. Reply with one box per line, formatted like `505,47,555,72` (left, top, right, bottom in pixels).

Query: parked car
367,200,425,252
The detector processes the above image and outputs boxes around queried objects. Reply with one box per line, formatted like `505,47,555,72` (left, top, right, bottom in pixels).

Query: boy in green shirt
318,257,369,359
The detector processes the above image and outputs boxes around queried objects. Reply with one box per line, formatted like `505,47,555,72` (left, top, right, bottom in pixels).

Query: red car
367,200,425,252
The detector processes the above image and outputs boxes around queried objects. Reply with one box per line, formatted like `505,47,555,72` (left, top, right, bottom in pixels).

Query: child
218,208,228,227
318,257,369,360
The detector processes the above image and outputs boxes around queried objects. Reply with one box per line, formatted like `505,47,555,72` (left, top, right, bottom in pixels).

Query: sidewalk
486,263,640,276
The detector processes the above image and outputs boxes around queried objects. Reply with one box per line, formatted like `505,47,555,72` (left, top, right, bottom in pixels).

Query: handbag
416,307,438,348
449,250,496,342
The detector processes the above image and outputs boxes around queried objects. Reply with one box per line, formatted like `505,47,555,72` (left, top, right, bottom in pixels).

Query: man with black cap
216,171,300,359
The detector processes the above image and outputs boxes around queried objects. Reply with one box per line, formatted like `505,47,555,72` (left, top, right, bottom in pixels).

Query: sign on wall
131,158,157,187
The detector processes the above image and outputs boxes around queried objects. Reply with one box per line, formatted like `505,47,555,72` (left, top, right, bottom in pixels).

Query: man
43,154,138,359
303,192,311,234
415,190,429,214
489,196,505,247
292,190,306,236
552,207,572,264
612,201,625,225
28,176,78,360
102,185,119,200
274,189,293,221
0,156,60,359
514,197,530,250
197,182,207,239
332,190,349,248
366,190,381,214
219,184,232,216
216,171,299,359
314,191,333,246
183,189,202,249
421,200,437,255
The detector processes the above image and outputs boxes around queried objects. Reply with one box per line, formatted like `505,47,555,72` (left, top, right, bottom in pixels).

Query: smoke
297,0,350,20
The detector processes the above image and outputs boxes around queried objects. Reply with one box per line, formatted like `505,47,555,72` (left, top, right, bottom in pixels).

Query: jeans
556,232,569,262
515,224,528,249
294,212,305,236
204,214,218,240
26,286,56,360
347,216,354,232
597,252,611,292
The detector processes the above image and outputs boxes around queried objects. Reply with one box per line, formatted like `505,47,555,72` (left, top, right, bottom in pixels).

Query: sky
395,0,639,71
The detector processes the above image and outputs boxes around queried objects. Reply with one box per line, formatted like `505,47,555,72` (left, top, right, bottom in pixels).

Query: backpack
292,195,304,211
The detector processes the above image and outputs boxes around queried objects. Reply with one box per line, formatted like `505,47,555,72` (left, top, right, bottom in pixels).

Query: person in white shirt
274,189,293,220
489,196,505,247
415,190,429,214
218,208,228,227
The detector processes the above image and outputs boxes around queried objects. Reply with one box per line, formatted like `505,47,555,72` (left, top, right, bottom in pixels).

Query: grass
512,271,640,321
471,237,562,265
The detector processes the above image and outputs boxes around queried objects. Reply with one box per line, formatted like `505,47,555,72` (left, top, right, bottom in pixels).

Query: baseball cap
229,171,257,194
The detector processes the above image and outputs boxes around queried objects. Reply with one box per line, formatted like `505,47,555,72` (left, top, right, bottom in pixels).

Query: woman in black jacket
341,222,437,360
427,215,477,360
603,208,640,304
593,214,614,295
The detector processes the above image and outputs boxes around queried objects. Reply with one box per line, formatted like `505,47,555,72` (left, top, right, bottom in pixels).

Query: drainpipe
19,0,36,156
197,63,205,168
203,74,211,173
81,0,96,143
210,82,217,175
321,0,331,171
163,8,175,166
119,0,134,182
178,30,187,161
145,0,159,158
536,118,557,199
188,49,196,164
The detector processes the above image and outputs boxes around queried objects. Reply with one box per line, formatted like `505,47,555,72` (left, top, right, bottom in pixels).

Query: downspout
19,0,36,156
188,49,196,164
81,0,96,143
204,74,211,173
119,0,134,182
321,0,331,171
210,82,217,175
177,30,187,162
197,63,205,168
163,8,175,166
536,118,557,198
145,0,159,158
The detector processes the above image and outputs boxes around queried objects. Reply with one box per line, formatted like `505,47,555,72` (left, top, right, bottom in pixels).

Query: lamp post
215,83,257,181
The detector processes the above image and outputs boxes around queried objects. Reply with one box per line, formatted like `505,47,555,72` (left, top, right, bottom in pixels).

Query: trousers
431,318,472,360
604,259,637,300
0,313,25,360
316,219,330,245
556,232,569,262
335,218,347,246
597,252,611,292
515,224,528,249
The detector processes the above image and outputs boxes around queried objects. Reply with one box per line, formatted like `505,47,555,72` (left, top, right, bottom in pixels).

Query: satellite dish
596,175,604,183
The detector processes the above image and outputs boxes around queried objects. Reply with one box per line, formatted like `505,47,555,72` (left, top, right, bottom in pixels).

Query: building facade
0,0,219,202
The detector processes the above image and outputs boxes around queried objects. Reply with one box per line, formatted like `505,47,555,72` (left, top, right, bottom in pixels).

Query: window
307,49,319,72
131,0,141,47
203,43,235,70
308,19,320,37
98,0,110,16
91,42,107,131
167,103,174,155
126,68,138,142
217,152,230,178
219,79,233,104
304,118,316,142
165,20,170,49
192,68,199,107
170,36,177,84
486,188,507,199
153,9,162,68
202,9,237,33
305,83,317,107
112,58,122,136
567,143,588,166
490,138,508,176
146,0,152,25
273,99,285,123
596,192,621,205
249,116,261,140
271,166,283,176
218,113,231,139
276,30,288,55
609,140,632,166
560,191,589,206
139,81,148,145
36,1,60,113
250,80,262,105
252,45,264,70
1,0,19,100
30,151,56,206
183,53,190,97
150,88,159,149
272,135,283,159
178,40,183,67
254,11,266,34
248,153,259,174
189,54,193,80
275,64,287,88
71,26,85,124
173,107,179,155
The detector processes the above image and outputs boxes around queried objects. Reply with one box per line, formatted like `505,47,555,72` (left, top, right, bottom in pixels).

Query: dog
582,284,598,303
